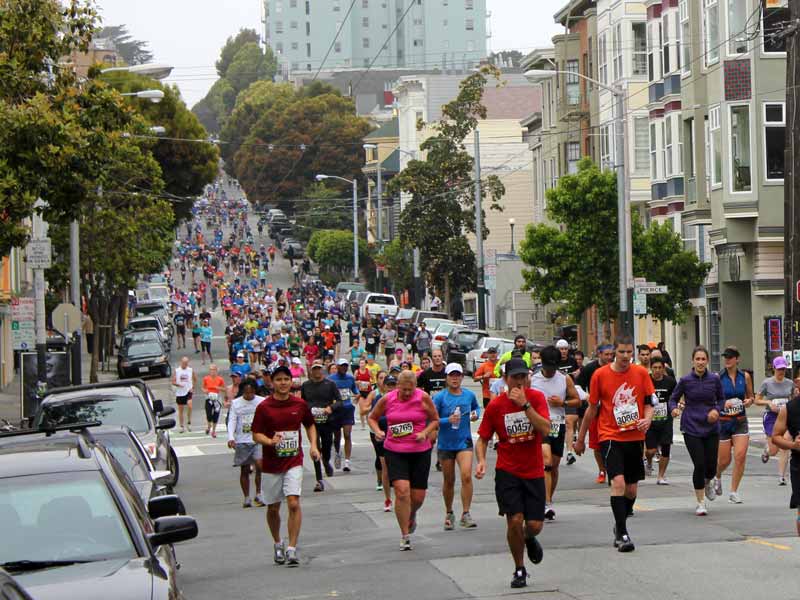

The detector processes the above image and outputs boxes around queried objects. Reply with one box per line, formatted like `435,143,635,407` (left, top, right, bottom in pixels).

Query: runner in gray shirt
414,322,433,358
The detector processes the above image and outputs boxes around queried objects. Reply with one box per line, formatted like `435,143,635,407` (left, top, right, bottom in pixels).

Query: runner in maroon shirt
252,365,320,567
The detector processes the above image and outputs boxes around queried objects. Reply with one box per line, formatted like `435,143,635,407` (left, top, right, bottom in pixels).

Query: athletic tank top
382,388,431,453
720,370,747,419
532,371,567,432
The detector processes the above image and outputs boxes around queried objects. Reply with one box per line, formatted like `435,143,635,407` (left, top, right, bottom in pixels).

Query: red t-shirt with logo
478,388,549,479
589,363,655,443
251,395,314,474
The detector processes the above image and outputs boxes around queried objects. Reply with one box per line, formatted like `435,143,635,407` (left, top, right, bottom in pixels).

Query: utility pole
31,200,49,395
783,9,800,356
70,218,81,385
614,89,632,336
474,130,486,330
376,160,384,292
413,247,423,309
352,179,359,281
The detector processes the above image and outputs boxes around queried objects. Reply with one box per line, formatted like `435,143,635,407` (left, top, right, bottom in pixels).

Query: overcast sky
96,0,564,107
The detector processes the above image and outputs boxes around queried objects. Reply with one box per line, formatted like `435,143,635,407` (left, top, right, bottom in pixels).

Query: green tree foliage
519,158,710,325
381,238,413,291
232,91,371,205
489,50,524,67
226,42,277,94
307,229,370,284
390,66,504,303
96,25,153,65
215,29,261,78
292,182,351,242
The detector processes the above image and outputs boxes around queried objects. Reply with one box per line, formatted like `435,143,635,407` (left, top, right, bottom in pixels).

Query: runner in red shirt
476,358,550,589
252,365,320,567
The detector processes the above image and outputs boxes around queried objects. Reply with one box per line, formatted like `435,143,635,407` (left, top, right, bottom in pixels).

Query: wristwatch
522,401,531,411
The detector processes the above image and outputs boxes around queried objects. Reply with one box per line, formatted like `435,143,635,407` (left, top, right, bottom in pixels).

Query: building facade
262,0,488,76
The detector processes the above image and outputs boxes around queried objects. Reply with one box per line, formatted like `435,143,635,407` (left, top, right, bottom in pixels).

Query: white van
361,293,399,319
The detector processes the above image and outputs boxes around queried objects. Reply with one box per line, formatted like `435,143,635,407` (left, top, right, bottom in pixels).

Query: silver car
430,321,460,353
466,338,514,374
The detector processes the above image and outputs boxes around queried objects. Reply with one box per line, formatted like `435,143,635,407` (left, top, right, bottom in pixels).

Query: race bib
358,381,370,391
275,431,300,457
723,397,744,416
548,412,564,437
389,421,414,438
774,397,789,407
340,389,352,404
489,378,501,388
292,377,301,387
367,337,375,345
242,414,254,434
613,402,640,431
504,411,534,443
311,407,328,424
653,402,668,420
208,392,219,401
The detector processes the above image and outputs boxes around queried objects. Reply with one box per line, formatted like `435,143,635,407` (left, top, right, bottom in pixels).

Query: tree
307,229,371,285
215,29,261,78
96,25,153,65
519,158,710,330
489,50,524,67
292,183,351,242
381,238,413,292
226,42,277,94
389,65,505,308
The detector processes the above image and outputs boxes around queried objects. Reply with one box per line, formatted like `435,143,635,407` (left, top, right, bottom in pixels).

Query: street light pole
352,179,359,280
474,130,486,330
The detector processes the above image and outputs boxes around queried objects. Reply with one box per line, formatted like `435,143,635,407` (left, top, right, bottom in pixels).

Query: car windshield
457,332,484,346
436,323,457,334
123,331,159,345
482,338,504,349
98,435,151,482
128,320,158,331
368,295,395,305
0,471,137,566
37,397,150,434
147,288,169,300
127,343,163,357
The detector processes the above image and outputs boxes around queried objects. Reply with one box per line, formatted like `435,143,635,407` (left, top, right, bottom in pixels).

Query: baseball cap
773,355,788,370
487,346,498,353
310,360,324,370
384,375,398,385
236,351,245,358
389,365,402,373
271,365,292,379
445,362,463,375
505,358,530,377
555,339,569,349
291,357,302,365
721,346,740,359
336,358,349,366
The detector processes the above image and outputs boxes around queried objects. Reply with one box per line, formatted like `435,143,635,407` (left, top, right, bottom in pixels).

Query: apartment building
262,0,487,76
647,0,788,381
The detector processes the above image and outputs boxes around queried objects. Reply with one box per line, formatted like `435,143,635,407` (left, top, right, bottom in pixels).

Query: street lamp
101,63,174,80
363,143,385,292
316,174,359,280
120,89,164,103
524,68,632,335
509,217,516,253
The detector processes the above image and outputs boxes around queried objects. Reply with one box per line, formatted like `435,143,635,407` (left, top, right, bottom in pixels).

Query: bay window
763,102,785,181
730,104,751,192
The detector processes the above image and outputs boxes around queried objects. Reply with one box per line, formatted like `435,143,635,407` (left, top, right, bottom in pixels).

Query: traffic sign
26,239,52,269
52,303,82,333
633,292,647,315
484,264,496,290
11,297,36,350
635,285,668,294
796,280,800,303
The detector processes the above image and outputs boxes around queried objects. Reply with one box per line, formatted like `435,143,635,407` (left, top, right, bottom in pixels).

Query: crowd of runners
155,176,800,587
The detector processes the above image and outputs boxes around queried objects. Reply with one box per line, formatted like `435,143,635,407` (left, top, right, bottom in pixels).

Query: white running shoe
728,491,743,504
695,502,708,516
656,478,670,485
704,480,717,501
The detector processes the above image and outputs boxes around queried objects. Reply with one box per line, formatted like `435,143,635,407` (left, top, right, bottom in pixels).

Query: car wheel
166,447,180,487
163,364,172,378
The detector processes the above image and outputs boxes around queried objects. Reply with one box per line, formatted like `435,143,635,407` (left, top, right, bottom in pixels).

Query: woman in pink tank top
368,371,439,550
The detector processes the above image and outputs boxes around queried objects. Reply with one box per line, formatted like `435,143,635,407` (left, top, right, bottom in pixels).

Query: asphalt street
144,185,798,600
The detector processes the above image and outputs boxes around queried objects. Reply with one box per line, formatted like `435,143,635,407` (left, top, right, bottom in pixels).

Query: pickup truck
361,293,399,320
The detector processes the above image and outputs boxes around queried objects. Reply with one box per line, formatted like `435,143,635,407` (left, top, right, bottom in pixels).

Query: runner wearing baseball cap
300,360,342,491
329,358,359,472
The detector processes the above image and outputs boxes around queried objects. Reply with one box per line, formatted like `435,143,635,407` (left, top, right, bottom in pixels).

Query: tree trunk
88,295,101,383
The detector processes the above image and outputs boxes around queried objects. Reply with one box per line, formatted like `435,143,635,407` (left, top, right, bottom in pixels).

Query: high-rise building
261,0,488,75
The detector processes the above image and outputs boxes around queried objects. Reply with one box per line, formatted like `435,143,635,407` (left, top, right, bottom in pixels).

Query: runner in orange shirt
575,335,654,553
202,363,226,438
473,346,500,408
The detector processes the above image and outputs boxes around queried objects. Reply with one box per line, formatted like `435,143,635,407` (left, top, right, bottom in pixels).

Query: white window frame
676,113,684,175
703,0,720,67
567,141,581,174
551,157,557,189
709,105,722,188
762,0,789,56
685,117,696,178
633,116,649,174
662,12,671,75
599,33,608,85
650,121,659,180
679,0,691,76
466,18,474,31
632,22,647,77
726,0,749,55
763,101,786,182
602,124,613,171
612,23,623,81
664,118,673,177
728,103,753,193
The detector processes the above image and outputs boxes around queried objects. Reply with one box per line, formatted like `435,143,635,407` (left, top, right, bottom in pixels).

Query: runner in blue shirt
328,359,360,472
434,362,480,530
199,320,213,364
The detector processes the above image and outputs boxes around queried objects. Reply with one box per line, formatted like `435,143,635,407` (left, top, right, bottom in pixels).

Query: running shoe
324,462,334,477
444,511,455,531
334,453,341,470
779,476,787,486
656,478,670,485
286,547,299,567
704,480,717,501
273,542,286,565
186,424,192,432
595,472,606,484
645,462,653,477
460,512,477,528
510,567,528,589
761,448,770,463
492,440,499,451
713,477,723,497
205,428,210,435
253,496,265,507
544,505,556,521
566,453,576,465
343,459,351,472
243,499,252,509
435,461,442,472
728,491,743,504
695,502,708,516
376,483,383,491
314,481,324,492
384,499,392,512
400,536,412,551
408,512,418,534
616,534,635,553
525,535,543,564
179,427,185,434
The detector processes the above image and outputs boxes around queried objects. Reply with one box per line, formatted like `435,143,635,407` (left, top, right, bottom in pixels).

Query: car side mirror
148,493,186,519
159,406,176,418
148,515,198,547
156,418,176,430
152,399,164,414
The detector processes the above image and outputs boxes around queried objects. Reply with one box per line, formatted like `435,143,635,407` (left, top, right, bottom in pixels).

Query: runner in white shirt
171,356,197,433
227,380,267,508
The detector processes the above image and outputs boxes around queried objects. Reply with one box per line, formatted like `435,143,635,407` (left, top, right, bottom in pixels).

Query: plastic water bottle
452,406,461,430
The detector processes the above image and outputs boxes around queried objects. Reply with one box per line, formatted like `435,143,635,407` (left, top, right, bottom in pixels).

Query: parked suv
443,328,488,368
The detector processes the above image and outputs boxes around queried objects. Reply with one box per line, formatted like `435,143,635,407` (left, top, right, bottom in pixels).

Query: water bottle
452,406,461,430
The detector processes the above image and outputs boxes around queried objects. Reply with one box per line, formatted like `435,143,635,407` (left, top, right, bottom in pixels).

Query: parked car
444,328,488,368
0,427,196,600
281,238,304,258
34,381,179,486
394,308,417,341
336,281,367,296
0,568,35,600
466,337,513,374
412,310,449,328
361,293,399,320
120,327,167,353
430,321,459,353
117,339,171,379
422,316,453,332
125,316,171,351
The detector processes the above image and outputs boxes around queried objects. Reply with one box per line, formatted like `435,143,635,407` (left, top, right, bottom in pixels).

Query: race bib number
307,330,313,337
275,431,299,457
292,377,301,387
358,381,370,391
340,389,352,404
242,414,254,434
208,392,219,401
311,407,328,424
723,398,744,416
367,337,375,345
489,378,501,388
504,411,534,443
548,412,564,437
389,421,414,438
774,397,789,407
653,402,668,420
613,402,640,431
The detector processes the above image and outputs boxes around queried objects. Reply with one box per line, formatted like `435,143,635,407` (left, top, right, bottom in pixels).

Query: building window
682,218,697,253
364,58,370,66
647,22,657,82
290,20,298,29
664,118,673,176
567,142,581,174
291,62,299,70
443,19,448,26
587,37,594,85
276,42,283,53
291,41,298,50
703,0,720,66
650,122,658,179
290,0,297,6
363,17,369,27
602,124,613,170
276,0,283,12
362,0,369,7
305,0,310,14
676,114,684,174
363,37,370,48
413,39,423,47
662,13,671,74
334,41,341,53
550,158,557,189
443,39,449,48
599,33,608,85
413,17,423,25
465,0,473,8
632,22,647,76
763,0,789,53
333,0,341,10
306,22,310,35
764,102,785,180
566,59,579,105
729,105,751,192
634,117,649,173
680,0,691,74
685,117,695,177
728,0,748,54
275,21,284,33
612,23,623,80
306,42,311,57
466,18,474,31
709,106,722,187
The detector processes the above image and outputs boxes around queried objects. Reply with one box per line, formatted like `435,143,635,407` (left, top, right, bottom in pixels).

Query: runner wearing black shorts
645,357,676,484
